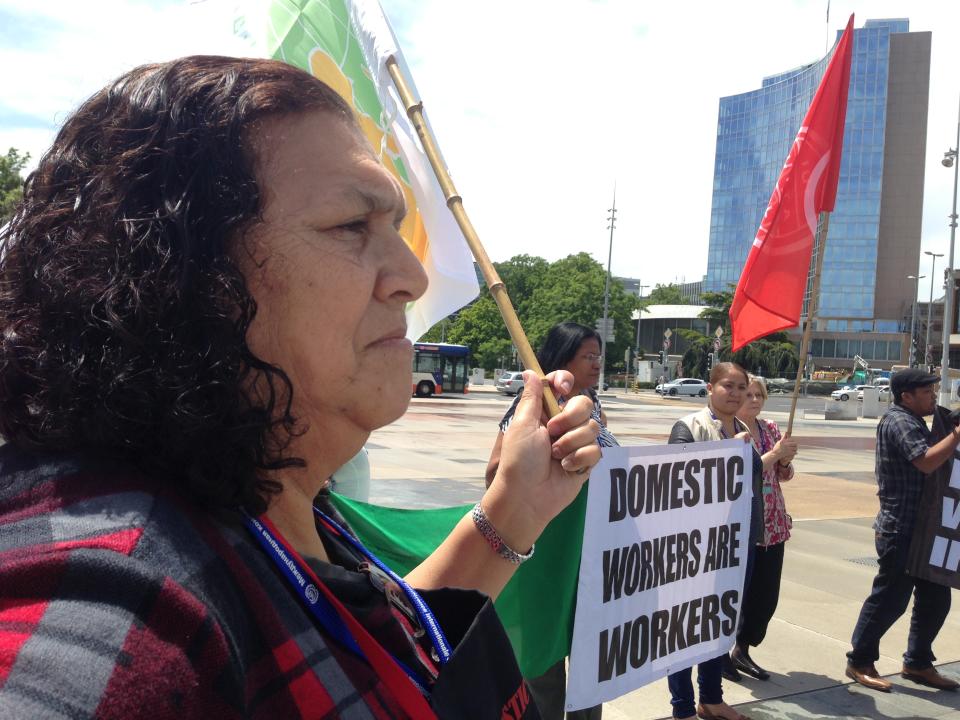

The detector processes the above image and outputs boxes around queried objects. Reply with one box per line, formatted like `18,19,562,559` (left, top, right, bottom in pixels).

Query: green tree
0,148,30,225
644,283,690,306
496,254,549,320
433,254,551,368
420,252,639,372
443,295,513,369
525,253,638,372
677,288,800,379
698,289,734,335
679,329,713,378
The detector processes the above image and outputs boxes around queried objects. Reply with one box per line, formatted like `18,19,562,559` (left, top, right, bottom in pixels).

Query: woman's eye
337,220,368,235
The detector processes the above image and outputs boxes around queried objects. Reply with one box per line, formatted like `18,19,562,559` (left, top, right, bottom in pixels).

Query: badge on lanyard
242,510,451,702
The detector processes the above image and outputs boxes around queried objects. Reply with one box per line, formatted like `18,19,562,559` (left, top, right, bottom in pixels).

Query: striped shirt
498,389,619,448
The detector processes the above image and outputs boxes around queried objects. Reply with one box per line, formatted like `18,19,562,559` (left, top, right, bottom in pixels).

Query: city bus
412,343,471,397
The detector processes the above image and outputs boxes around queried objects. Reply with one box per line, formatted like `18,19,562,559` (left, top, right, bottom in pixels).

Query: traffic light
658,350,665,365
706,352,714,373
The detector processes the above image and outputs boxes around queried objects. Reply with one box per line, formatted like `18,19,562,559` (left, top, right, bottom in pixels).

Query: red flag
729,14,854,351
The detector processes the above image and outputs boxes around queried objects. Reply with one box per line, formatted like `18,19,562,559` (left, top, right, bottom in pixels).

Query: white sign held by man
567,439,753,710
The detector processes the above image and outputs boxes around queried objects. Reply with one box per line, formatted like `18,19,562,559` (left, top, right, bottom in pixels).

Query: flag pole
786,211,831,435
384,57,561,418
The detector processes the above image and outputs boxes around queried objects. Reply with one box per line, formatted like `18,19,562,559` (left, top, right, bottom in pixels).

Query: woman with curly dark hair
0,56,601,719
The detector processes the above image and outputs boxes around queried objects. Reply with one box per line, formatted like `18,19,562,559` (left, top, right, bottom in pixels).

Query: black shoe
720,652,742,682
731,646,770,681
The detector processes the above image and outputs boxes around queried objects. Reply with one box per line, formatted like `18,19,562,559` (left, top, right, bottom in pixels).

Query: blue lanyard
313,508,453,664
709,408,736,439
753,420,770,455
242,511,446,696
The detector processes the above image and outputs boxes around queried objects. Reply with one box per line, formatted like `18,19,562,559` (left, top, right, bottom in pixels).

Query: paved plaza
365,386,960,719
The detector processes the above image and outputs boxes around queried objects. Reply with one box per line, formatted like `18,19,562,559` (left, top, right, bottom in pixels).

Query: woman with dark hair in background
486,322,617,720
664,362,761,720
0,56,604,718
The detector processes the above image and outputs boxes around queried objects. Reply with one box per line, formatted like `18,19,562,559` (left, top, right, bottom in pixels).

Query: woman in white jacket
665,362,760,720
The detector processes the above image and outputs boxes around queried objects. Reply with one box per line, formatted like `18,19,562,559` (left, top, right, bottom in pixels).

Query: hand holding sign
567,440,753,709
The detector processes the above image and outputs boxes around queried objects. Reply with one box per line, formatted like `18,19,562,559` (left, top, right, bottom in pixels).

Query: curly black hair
0,56,355,513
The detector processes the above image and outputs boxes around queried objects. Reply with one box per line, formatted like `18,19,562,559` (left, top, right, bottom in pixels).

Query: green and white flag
232,0,479,340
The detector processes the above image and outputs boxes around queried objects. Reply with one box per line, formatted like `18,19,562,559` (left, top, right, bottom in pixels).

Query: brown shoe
845,663,892,692
696,703,751,720
901,665,960,691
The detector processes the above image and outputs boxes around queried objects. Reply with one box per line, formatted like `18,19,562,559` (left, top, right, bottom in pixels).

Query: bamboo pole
385,56,561,418
786,211,831,435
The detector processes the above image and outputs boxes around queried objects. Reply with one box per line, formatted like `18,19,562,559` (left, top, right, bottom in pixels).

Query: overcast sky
1,0,958,298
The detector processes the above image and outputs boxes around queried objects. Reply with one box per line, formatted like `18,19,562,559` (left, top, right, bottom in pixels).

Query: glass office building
705,19,930,369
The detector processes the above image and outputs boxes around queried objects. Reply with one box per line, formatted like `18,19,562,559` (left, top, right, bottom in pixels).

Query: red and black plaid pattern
0,448,420,719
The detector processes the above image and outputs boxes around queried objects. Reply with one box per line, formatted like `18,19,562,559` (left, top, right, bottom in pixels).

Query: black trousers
526,659,601,720
848,531,952,668
737,542,785,648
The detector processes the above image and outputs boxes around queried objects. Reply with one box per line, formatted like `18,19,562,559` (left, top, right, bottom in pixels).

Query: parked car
856,385,890,400
495,371,524,395
832,384,874,401
496,371,608,395
658,378,708,397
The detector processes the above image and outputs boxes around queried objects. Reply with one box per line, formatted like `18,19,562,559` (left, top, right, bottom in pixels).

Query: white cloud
0,0,957,296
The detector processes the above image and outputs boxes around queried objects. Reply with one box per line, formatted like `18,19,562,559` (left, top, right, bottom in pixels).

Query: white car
658,378,708,397
495,371,524,395
832,385,873,401
856,386,889,400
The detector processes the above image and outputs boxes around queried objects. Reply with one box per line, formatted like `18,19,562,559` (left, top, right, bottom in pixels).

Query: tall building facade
705,19,931,370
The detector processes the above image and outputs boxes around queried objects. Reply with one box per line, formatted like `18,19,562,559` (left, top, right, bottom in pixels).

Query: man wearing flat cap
845,368,960,692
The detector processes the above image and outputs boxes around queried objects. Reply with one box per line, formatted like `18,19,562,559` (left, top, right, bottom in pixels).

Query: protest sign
566,439,752,710
907,406,960,589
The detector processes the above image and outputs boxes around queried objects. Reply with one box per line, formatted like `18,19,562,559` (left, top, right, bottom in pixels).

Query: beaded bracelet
471,502,535,564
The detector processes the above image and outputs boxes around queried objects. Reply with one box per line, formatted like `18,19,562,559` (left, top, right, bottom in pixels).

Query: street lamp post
908,274,925,368
599,189,616,391
924,251,943,369
939,95,960,404
631,282,649,390
634,282,649,353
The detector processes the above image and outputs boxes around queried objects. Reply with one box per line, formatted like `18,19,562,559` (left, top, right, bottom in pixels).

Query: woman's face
741,381,766,420
240,111,428,460
564,337,602,393
708,370,748,418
